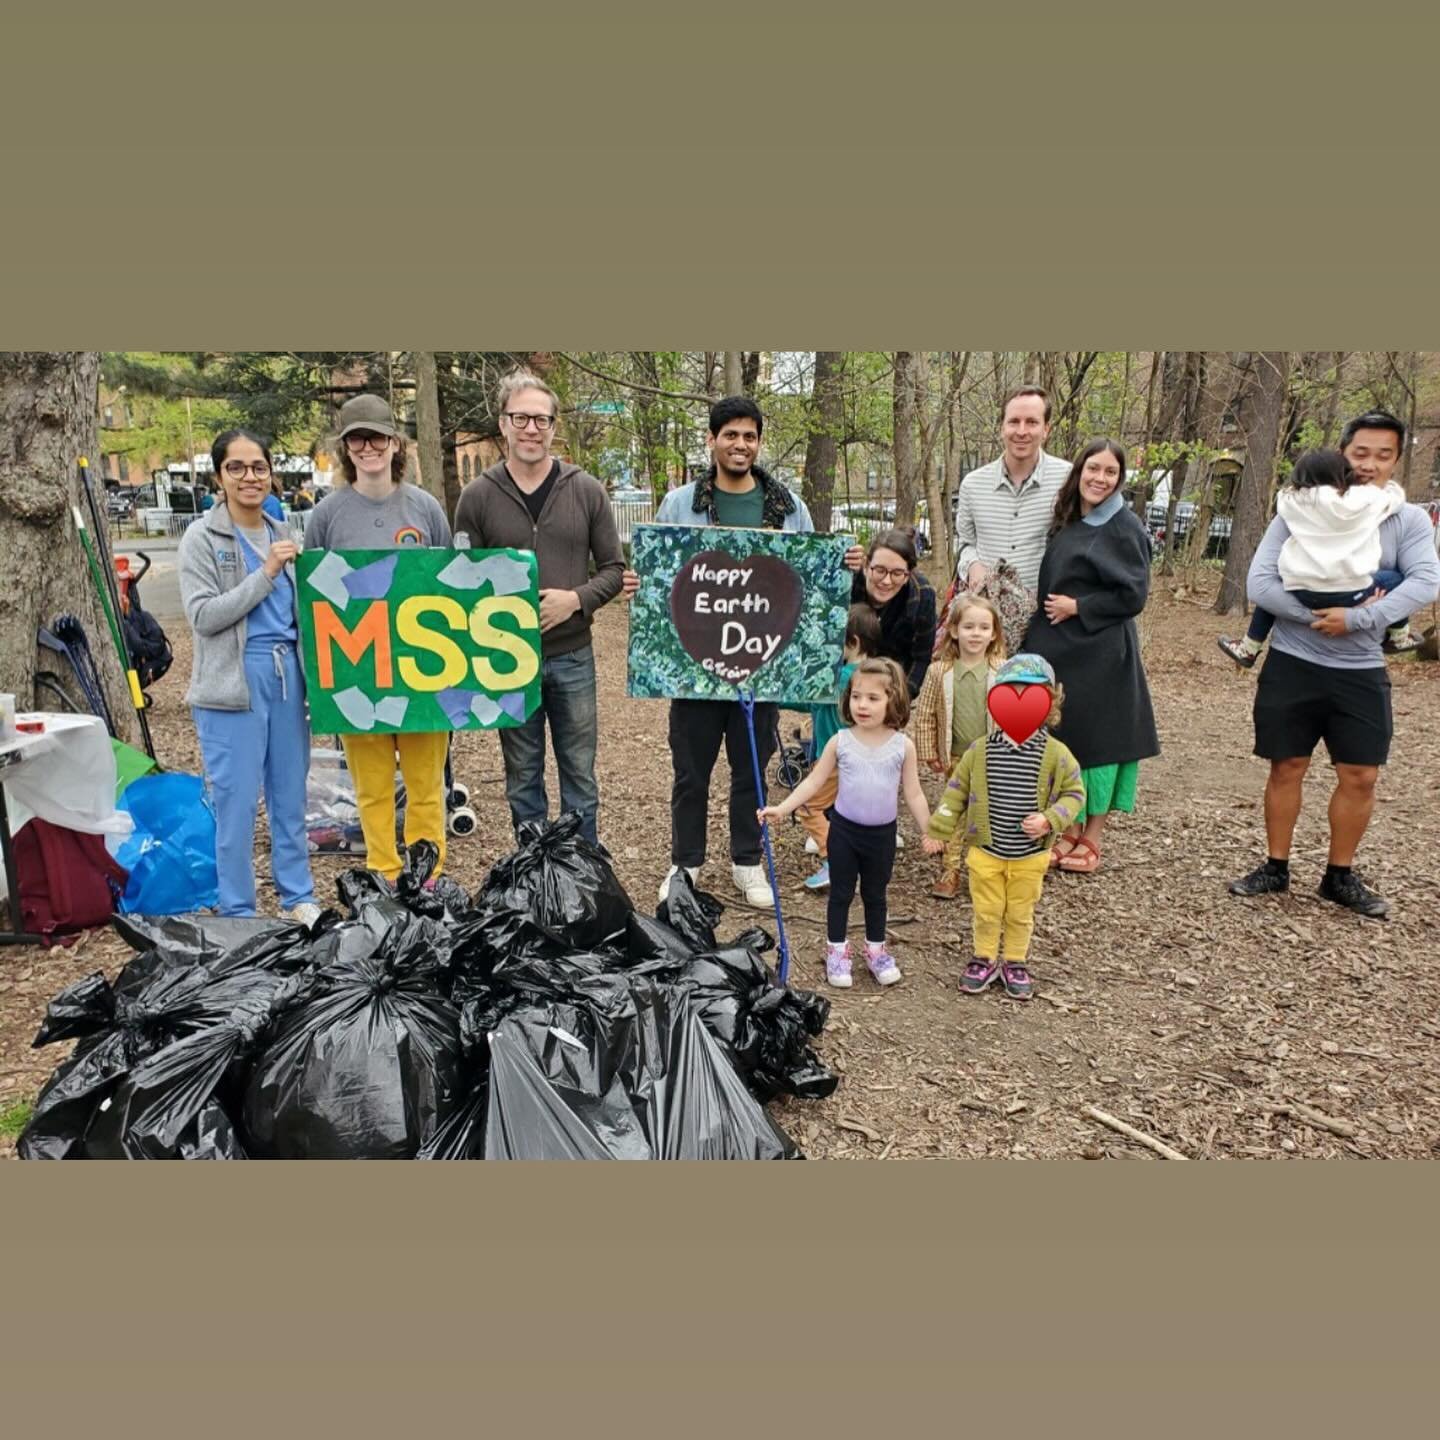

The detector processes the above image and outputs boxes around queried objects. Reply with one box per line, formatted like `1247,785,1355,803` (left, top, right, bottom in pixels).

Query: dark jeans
1247,568,1403,643
497,644,600,845
826,810,897,944
668,698,777,867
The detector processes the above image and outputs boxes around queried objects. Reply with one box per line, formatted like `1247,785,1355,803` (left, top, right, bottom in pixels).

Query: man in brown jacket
453,372,624,845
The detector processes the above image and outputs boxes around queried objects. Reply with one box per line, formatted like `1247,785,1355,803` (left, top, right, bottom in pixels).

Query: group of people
177,376,1439,1000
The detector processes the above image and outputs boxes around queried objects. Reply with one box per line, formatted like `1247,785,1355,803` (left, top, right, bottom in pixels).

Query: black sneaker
1228,862,1290,897
1217,636,1258,668
1318,870,1390,920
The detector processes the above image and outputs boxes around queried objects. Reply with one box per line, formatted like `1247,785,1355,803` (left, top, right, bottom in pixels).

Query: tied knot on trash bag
21,814,839,1160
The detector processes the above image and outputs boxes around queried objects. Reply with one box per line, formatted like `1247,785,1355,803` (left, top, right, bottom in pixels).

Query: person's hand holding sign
538,588,582,632
263,540,300,579
842,544,865,572
620,569,640,599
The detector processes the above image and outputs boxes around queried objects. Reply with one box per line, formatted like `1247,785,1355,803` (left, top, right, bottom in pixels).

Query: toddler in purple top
761,659,940,989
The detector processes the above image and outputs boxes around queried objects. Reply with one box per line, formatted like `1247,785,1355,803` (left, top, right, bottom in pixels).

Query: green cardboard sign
296,547,542,735
626,525,851,704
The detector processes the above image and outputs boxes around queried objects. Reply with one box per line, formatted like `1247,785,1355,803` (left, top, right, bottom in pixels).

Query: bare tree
892,351,920,526
413,351,447,512
1215,352,1292,615
723,351,743,396
0,352,134,737
802,351,843,532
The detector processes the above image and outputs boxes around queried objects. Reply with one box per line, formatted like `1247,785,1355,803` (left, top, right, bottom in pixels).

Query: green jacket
927,731,1085,853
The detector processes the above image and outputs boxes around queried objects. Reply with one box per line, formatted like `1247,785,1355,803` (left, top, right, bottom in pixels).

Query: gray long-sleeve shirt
1247,504,1440,669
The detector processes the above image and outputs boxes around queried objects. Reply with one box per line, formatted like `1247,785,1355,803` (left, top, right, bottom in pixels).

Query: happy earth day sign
296,548,542,735
625,524,852,704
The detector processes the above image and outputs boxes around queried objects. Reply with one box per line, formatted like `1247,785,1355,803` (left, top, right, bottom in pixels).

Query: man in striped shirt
953,385,1072,596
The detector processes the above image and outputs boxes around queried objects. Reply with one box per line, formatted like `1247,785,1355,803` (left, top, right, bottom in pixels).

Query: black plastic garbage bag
475,813,633,952
241,905,463,1159
112,913,306,969
483,974,800,1160
337,840,471,926
18,957,298,1159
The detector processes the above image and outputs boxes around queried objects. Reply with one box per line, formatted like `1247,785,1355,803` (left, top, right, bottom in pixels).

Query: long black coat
1021,503,1159,769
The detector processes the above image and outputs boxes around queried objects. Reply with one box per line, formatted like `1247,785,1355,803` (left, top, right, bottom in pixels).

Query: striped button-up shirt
953,450,1072,593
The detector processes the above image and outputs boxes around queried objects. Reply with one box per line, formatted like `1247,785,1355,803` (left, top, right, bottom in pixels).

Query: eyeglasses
504,412,556,432
345,433,393,453
868,564,909,583
223,460,272,480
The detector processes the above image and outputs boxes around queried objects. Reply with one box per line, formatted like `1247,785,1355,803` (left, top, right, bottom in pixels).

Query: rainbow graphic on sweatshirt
393,526,424,546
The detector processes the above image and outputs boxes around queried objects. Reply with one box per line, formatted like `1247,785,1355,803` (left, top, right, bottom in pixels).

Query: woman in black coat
1021,439,1159,873
850,526,938,699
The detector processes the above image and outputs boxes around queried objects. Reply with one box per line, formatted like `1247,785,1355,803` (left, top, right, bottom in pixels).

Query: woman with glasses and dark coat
178,428,320,924
850,527,938,699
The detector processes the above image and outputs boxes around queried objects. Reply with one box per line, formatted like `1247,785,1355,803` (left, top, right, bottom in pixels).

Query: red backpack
13,818,129,948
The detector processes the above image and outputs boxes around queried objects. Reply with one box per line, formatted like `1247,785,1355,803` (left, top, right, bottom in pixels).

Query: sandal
1049,830,1081,868
1058,836,1102,873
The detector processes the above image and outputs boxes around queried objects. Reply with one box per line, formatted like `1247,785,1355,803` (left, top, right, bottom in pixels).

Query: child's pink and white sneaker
824,941,853,989
865,941,902,986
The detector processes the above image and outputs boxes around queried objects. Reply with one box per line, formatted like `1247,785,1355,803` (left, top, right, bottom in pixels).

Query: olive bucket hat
336,393,401,440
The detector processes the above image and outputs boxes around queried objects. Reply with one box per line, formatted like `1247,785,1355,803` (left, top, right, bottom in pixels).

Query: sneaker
658,865,699,904
1000,962,1034,1000
282,902,322,928
732,862,774,907
1217,636,1258,668
803,862,830,891
960,956,1000,994
804,835,820,855
930,868,963,900
1318,869,1390,920
825,941,854,989
1228,861,1290,897
1381,628,1421,655
895,832,905,850
865,942,903,986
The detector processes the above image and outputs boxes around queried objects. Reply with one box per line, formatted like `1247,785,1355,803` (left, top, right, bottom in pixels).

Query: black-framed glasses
345,432,393,453
868,563,909,583
504,411,556,432
223,460,272,480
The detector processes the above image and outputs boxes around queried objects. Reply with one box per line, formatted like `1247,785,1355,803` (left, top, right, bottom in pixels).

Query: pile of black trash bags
18,815,837,1161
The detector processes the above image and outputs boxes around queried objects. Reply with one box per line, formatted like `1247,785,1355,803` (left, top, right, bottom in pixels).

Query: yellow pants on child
965,847,1050,961
341,730,450,881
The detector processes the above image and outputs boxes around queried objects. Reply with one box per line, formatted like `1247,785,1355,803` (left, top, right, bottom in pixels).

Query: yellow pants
965,847,1050,962
341,730,450,881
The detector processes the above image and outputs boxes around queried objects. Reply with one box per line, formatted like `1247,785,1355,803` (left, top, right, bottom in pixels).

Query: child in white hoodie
1219,448,1416,667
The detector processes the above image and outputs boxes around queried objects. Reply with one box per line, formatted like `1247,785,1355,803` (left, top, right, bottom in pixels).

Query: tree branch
555,352,713,405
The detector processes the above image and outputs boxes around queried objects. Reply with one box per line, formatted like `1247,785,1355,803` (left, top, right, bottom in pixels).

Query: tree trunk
413,351,447,510
802,351,842,532
1159,352,1203,576
0,352,135,738
1215,352,1292,615
1319,351,1346,445
723,351,743,396
741,351,762,394
435,360,463,524
892,351,920,526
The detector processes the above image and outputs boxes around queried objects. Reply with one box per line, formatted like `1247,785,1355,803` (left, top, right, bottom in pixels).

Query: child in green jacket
927,654,1085,1000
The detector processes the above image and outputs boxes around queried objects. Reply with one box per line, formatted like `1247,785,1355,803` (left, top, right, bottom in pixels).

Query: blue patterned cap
991,653,1056,688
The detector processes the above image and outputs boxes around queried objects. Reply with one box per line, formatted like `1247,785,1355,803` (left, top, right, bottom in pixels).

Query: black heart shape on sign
669,548,804,686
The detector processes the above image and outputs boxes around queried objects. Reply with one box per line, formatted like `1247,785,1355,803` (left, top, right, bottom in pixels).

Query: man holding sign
623,396,863,907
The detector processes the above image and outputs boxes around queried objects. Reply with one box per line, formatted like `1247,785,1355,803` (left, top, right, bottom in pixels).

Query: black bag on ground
241,905,463,1159
482,974,800,1160
474,813,633,952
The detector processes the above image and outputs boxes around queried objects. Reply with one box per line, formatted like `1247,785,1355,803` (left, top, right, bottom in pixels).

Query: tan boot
931,868,963,900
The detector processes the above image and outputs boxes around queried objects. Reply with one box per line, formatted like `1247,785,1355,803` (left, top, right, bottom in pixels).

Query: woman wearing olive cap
305,394,453,881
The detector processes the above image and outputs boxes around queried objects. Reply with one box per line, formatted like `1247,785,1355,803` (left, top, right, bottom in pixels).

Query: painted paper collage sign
625,525,851,704
296,548,543,735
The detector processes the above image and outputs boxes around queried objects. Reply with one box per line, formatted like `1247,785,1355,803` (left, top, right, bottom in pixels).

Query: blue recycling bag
115,773,219,914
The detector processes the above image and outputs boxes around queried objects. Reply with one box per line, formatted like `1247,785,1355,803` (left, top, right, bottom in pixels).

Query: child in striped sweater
926,654,1085,1001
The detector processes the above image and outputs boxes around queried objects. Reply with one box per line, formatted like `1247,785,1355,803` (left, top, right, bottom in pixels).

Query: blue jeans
1247,568,1403,643
497,644,600,844
192,641,315,916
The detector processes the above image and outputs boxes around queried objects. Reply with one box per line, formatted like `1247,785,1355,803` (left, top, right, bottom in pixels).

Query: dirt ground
4,579,1437,1160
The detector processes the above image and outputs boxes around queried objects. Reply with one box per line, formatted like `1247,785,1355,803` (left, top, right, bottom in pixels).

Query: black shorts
1252,647,1392,767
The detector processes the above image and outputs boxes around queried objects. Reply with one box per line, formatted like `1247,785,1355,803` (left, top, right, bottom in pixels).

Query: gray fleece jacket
177,503,303,710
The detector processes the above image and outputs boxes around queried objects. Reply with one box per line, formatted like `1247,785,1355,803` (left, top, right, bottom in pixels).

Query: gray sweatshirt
177,504,303,709
1247,504,1440,669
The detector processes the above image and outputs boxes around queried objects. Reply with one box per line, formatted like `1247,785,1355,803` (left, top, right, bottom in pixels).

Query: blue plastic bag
115,774,219,915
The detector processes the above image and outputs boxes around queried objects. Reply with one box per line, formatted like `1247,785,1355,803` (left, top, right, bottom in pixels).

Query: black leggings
826,810,897,944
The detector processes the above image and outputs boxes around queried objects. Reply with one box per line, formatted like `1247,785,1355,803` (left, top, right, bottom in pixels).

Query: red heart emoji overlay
986,683,1050,745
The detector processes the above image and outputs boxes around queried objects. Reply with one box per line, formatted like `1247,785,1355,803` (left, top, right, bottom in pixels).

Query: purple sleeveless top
833,729,908,826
